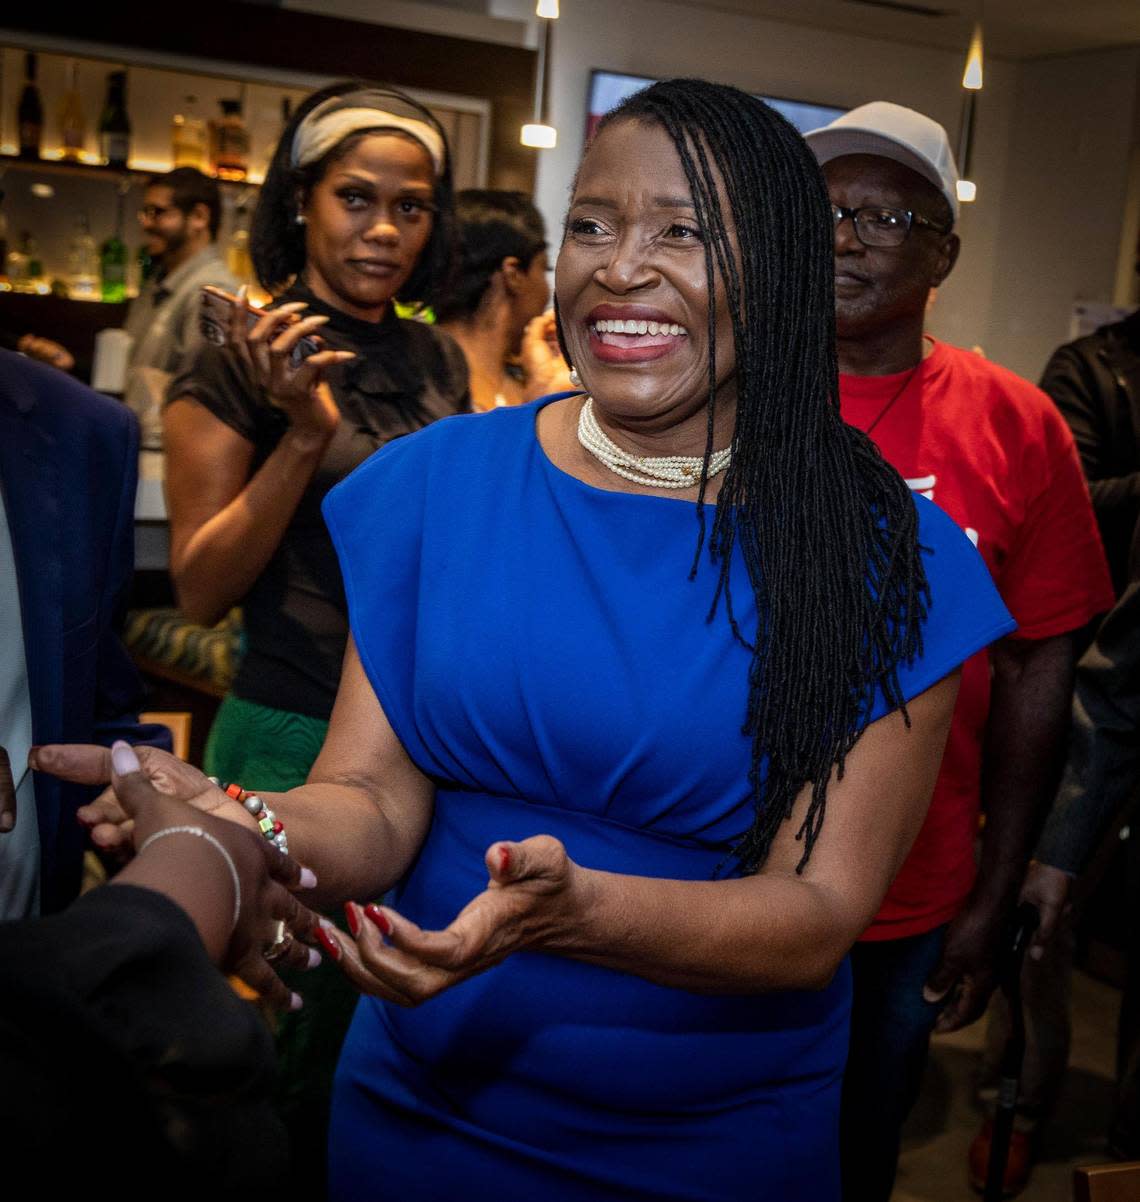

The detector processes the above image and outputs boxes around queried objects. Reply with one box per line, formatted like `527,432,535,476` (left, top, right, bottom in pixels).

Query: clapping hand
520,310,575,401
321,835,587,1005
226,287,355,440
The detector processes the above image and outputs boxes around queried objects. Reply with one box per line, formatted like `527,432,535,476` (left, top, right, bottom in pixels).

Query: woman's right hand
30,742,259,855
228,288,355,439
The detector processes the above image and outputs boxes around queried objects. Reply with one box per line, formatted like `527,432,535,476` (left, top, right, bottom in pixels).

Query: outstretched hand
320,835,588,1006
29,742,259,856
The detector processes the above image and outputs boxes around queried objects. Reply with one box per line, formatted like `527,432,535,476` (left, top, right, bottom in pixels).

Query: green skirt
205,693,353,1200
204,693,329,790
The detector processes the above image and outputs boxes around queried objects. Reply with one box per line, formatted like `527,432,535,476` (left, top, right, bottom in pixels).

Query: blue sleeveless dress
321,397,1015,1201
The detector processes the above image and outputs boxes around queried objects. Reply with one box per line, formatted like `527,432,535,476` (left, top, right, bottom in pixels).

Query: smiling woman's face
555,118,737,431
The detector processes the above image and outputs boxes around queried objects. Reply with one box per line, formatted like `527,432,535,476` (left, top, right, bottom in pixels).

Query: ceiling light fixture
956,19,983,203
521,3,558,149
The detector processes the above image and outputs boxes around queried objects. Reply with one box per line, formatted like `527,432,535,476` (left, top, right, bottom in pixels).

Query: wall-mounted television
586,70,846,143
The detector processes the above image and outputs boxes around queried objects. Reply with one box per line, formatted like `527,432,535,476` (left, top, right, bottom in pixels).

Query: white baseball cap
804,101,960,224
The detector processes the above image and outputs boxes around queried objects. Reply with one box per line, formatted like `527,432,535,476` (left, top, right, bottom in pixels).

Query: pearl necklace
577,397,732,489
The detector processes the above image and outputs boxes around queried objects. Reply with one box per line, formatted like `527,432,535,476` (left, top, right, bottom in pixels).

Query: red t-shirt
840,339,1113,940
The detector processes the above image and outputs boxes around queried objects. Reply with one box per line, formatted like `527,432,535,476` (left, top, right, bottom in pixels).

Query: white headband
291,98,446,176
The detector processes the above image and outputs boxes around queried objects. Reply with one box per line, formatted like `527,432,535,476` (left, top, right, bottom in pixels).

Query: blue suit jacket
0,350,169,913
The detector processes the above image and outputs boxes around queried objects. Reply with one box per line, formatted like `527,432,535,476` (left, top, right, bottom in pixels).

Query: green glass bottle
101,189,128,302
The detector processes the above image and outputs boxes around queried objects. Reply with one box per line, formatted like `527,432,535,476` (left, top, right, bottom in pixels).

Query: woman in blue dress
45,80,1014,1199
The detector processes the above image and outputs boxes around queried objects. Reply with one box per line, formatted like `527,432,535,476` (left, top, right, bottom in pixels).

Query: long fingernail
364,904,391,936
299,867,317,889
315,921,342,961
289,992,303,1011
305,946,322,970
111,740,140,776
344,902,361,937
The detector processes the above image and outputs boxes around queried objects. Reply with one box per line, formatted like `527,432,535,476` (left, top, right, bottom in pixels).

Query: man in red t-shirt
805,102,1113,1202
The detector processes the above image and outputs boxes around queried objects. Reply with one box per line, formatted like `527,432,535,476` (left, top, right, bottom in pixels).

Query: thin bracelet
137,825,242,934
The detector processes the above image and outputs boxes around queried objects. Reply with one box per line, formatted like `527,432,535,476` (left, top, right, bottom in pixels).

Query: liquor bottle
213,98,250,181
171,94,208,171
68,214,100,299
99,70,131,170
0,191,8,288
101,191,128,302
17,52,44,160
58,60,87,162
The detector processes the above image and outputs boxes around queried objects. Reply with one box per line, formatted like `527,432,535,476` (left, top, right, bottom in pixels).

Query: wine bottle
59,60,87,162
99,70,131,170
101,190,128,302
18,52,44,160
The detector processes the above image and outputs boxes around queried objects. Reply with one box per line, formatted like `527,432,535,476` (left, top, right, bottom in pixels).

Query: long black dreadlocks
585,79,930,875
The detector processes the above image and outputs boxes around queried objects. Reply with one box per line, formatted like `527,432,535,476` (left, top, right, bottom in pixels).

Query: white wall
533,0,1138,382
986,46,1140,378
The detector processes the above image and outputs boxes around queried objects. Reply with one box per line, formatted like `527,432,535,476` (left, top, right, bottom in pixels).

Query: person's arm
39,662,959,989
923,632,1075,1029
1042,344,1140,521
164,306,353,626
1023,584,1140,952
320,670,960,1001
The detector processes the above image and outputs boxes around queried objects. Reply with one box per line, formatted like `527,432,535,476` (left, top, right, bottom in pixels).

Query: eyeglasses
831,204,951,248
137,203,180,223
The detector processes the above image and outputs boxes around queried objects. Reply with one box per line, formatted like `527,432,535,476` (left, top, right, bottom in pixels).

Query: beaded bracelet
208,777,288,854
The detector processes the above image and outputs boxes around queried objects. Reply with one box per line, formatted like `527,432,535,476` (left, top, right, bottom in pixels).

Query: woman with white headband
161,80,469,1189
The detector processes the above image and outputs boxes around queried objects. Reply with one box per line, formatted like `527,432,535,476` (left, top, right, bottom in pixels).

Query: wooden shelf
0,153,259,187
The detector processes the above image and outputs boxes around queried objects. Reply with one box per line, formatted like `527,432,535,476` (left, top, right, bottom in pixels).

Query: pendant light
956,21,983,204
521,0,558,148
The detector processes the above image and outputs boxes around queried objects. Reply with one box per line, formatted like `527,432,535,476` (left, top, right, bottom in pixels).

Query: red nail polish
365,904,392,936
315,924,341,962
344,902,361,937
498,846,511,876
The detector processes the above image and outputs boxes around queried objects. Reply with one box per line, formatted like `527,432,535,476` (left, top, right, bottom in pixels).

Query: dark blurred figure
0,348,169,919
436,189,561,410
976,274,1140,1189
1040,295,1140,597
2,739,320,1200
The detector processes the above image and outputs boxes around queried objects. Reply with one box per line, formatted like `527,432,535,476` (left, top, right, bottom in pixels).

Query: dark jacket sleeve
92,401,171,751
0,885,284,1197
1035,581,1140,873
1041,341,1140,522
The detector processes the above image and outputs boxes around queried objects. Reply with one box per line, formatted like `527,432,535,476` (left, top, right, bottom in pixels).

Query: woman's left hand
320,835,589,1005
